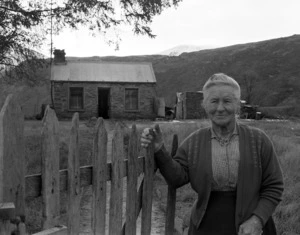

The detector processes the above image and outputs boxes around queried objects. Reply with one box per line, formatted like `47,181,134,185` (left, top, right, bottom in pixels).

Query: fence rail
0,94,178,235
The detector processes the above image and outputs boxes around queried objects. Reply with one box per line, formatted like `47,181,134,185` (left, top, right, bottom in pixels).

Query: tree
241,70,260,104
0,0,182,70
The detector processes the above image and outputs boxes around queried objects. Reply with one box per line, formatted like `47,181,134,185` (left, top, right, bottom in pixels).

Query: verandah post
67,113,81,235
41,106,60,229
92,118,107,235
0,202,16,235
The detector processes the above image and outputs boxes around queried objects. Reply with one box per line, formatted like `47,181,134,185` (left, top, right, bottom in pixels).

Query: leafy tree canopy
0,0,182,70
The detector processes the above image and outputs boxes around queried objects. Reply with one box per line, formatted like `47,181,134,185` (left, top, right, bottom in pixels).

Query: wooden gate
0,94,179,235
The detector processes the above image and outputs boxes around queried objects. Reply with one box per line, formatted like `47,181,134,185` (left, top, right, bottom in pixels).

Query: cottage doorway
98,88,110,119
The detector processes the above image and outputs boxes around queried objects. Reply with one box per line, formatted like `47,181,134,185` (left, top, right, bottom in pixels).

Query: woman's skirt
188,191,277,235
188,191,237,235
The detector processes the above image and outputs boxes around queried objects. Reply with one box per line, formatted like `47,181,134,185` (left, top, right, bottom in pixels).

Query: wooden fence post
92,118,107,235
0,94,25,218
141,135,155,235
109,123,124,235
41,106,60,229
165,134,179,235
125,125,138,235
67,113,81,235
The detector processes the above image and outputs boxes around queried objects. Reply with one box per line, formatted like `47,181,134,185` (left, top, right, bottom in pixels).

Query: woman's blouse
211,127,240,191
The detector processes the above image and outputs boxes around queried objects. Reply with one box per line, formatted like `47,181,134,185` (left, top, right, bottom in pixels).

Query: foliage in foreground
1,0,182,69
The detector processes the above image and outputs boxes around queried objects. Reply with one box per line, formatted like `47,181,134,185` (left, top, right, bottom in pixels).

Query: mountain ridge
98,35,300,110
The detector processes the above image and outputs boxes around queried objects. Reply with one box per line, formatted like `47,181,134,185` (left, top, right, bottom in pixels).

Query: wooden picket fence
0,94,179,235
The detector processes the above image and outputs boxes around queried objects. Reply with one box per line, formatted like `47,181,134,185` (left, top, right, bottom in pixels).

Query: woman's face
203,85,240,128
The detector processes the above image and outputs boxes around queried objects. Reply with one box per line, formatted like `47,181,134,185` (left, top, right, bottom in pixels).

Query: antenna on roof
50,0,55,110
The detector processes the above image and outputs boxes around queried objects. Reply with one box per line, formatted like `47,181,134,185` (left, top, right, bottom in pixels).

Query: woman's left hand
238,215,263,235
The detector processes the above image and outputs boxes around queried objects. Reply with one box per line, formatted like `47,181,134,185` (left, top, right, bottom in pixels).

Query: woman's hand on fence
141,124,164,152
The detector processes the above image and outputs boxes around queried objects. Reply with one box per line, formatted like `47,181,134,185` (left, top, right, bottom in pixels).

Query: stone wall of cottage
176,91,206,119
184,92,206,119
52,81,157,120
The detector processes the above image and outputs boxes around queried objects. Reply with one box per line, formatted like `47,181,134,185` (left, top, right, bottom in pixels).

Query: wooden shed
51,51,157,120
176,91,206,119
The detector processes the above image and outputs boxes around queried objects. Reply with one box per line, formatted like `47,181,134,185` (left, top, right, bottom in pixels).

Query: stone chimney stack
53,49,66,64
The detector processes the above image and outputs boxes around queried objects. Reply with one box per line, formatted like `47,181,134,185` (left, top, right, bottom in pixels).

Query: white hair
203,73,241,103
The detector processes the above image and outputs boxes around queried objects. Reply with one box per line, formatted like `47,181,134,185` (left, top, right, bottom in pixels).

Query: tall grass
248,120,300,234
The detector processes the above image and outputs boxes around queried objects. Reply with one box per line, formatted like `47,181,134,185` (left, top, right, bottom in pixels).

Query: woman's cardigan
155,123,284,231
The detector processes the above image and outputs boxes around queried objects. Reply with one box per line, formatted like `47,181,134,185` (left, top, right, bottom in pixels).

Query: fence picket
0,94,25,217
141,140,155,235
125,125,138,235
67,113,81,235
41,106,60,229
165,134,179,235
109,123,124,235
92,118,107,235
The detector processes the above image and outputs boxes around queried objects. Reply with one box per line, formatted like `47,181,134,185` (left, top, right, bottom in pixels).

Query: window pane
69,87,84,109
125,88,138,110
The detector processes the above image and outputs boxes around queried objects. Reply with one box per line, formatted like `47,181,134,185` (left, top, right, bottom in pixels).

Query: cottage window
125,88,138,111
69,87,84,110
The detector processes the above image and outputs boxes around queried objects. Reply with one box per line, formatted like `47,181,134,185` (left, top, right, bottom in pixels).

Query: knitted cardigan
155,123,284,231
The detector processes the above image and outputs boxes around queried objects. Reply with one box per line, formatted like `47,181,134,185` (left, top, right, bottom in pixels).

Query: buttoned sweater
155,123,284,231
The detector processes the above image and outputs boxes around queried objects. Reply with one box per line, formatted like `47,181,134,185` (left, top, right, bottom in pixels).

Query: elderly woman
141,73,283,235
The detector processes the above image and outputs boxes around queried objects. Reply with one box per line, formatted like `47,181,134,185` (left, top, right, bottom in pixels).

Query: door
98,88,110,119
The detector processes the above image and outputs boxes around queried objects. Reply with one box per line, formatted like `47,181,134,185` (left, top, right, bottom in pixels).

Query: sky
41,0,300,57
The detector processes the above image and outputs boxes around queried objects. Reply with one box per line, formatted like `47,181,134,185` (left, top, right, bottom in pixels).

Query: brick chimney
53,49,66,64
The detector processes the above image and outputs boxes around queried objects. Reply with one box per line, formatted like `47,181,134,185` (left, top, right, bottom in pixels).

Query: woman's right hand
140,124,164,152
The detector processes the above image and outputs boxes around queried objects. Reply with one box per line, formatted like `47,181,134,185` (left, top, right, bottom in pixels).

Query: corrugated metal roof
51,61,156,83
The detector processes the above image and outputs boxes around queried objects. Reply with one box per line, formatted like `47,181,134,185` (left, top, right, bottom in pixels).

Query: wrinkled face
203,85,240,128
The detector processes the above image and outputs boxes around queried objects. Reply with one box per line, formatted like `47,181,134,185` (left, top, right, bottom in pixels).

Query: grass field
24,118,300,234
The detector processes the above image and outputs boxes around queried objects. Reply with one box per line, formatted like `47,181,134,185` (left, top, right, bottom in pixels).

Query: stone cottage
51,50,157,119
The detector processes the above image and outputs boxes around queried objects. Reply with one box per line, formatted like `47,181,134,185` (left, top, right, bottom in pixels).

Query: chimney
53,49,66,64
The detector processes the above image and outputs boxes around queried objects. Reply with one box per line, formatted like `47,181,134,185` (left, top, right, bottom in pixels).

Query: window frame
68,86,85,111
124,87,139,112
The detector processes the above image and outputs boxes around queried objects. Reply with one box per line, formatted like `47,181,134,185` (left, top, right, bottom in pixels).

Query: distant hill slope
99,35,300,112
1,35,300,118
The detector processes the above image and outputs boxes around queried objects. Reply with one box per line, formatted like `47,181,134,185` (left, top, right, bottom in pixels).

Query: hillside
100,35,300,109
1,35,300,118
